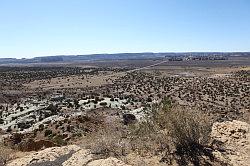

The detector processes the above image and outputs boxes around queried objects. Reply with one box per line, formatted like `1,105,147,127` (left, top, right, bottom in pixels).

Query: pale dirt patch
123,153,168,166
24,71,124,90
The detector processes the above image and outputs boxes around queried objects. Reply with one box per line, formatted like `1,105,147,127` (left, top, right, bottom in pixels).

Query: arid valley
0,53,249,166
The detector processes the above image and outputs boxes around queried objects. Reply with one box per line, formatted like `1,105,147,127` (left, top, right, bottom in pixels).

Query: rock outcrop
211,120,250,166
7,145,130,166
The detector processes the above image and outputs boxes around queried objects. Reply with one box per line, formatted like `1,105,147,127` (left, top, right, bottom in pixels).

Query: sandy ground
24,71,121,90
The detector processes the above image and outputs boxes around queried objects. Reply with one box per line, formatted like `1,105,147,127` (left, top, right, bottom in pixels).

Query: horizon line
1,51,250,60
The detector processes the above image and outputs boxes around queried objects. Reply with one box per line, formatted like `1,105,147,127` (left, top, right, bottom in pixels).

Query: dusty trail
104,60,168,78
126,60,168,73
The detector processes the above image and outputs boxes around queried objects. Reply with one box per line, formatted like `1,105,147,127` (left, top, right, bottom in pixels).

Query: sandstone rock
211,120,250,166
7,145,81,166
62,149,93,166
7,145,130,166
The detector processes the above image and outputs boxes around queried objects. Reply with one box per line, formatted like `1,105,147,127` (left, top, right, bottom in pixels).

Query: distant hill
0,52,249,65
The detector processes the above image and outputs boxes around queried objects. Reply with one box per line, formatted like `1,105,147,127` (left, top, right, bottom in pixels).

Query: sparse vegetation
83,98,213,165
84,127,130,158
0,57,249,165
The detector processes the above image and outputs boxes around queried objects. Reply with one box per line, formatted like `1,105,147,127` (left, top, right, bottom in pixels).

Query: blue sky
0,0,250,58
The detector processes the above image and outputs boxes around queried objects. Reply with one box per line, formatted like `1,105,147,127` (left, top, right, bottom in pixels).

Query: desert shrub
146,98,211,149
0,119,4,124
19,107,24,112
44,129,53,137
148,98,213,165
6,126,12,133
167,107,211,151
46,104,58,113
165,107,213,165
120,105,126,110
130,98,213,165
52,135,66,146
38,124,44,131
147,97,152,102
128,119,170,156
99,102,107,106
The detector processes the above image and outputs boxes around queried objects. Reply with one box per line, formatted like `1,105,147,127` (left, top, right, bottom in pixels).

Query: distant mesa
40,56,64,63
0,52,249,64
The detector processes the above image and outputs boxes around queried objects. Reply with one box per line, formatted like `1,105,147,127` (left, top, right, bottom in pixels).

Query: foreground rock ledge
7,145,130,166
7,120,250,166
211,120,250,166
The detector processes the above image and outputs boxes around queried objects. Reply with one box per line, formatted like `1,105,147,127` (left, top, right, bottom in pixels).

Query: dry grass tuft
82,126,131,158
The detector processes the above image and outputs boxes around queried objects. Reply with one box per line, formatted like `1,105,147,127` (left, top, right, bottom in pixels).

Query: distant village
167,54,228,61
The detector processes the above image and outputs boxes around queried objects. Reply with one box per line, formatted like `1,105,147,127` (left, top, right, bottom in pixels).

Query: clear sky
0,0,250,58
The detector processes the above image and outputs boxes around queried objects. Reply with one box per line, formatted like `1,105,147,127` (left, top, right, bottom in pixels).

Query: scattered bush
52,135,66,146
99,102,107,106
44,129,53,137
0,118,4,124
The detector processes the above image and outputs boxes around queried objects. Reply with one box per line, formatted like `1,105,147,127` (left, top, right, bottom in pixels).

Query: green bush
44,129,53,137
